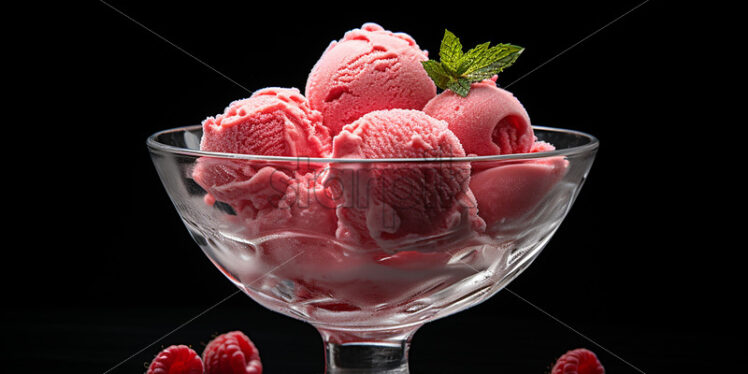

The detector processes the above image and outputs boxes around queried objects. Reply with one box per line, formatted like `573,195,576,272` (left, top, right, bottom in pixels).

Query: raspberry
551,348,605,374
146,345,204,374
203,331,262,374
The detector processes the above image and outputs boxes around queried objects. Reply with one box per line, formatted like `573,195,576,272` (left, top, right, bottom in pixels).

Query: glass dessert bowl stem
319,326,418,374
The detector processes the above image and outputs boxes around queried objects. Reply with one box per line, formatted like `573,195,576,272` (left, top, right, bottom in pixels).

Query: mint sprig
421,30,524,97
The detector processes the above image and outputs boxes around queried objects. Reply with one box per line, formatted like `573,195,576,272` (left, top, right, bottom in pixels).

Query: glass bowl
147,125,598,373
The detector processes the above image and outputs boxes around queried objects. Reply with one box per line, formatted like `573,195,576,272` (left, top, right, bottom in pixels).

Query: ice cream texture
327,109,484,248
423,76,534,156
192,23,567,260
305,23,436,136
200,87,331,158
470,142,568,229
192,87,334,233
182,23,577,317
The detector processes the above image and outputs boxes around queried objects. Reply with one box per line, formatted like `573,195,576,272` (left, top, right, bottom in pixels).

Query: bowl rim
147,125,599,163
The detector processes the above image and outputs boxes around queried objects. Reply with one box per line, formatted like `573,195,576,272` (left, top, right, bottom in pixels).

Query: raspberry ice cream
200,87,330,157
306,23,436,136
470,161,567,230
191,25,567,258
326,109,484,250
230,168,337,236
180,23,575,324
420,76,567,229
469,137,568,231
145,22,604,355
192,87,335,233
423,76,534,155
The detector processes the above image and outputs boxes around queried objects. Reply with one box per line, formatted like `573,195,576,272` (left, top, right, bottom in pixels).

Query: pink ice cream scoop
326,109,484,250
305,23,436,136
470,141,568,230
200,87,331,157
193,162,339,276
192,87,333,222
423,77,534,155
252,170,337,236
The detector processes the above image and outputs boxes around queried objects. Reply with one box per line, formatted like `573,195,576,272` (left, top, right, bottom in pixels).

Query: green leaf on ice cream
421,60,452,89
447,78,471,97
421,29,524,97
438,30,463,74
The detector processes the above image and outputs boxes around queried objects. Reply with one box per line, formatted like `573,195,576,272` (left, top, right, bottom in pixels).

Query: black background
6,1,730,373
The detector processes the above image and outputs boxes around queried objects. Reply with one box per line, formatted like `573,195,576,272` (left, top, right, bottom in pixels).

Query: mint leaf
462,44,524,78
422,30,524,97
447,78,471,97
494,44,524,66
439,29,463,73
457,42,490,74
421,60,451,90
